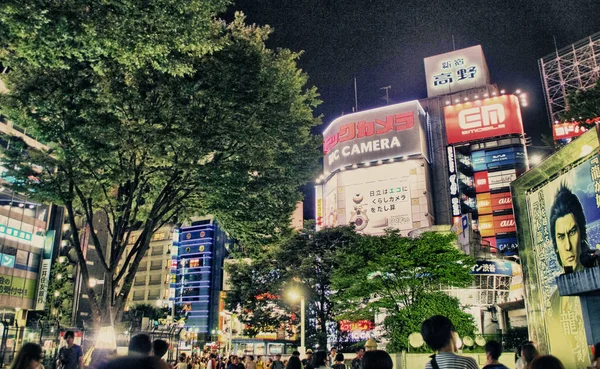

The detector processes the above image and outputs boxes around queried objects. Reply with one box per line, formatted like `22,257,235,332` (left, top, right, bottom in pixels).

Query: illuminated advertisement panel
470,260,512,276
478,215,495,237
315,186,324,229
476,193,492,215
552,122,590,141
497,235,518,256
491,191,513,212
448,146,461,217
423,45,490,97
444,95,524,144
493,214,516,233
344,177,412,233
474,171,489,193
488,169,517,191
524,153,600,368
323,101,427,173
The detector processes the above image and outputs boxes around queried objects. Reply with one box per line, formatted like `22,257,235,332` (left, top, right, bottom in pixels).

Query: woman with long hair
285,356,301,369
521,344,540,369
311,352,328,369
11,343,43,369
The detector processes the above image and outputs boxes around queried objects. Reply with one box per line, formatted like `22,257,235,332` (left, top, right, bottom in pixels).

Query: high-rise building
170,219,231,342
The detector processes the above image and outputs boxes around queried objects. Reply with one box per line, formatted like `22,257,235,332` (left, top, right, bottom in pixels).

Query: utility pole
354,78,358,112
380,86,391,105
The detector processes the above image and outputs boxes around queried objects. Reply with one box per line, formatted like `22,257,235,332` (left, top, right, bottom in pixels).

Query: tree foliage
225,225,358,347
331,230,476,351
560,79,600,126
0,1,320,327
44,255,75,325
384,292,476,352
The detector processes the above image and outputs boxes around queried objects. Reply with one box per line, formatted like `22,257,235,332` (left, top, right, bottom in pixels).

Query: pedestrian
515,341,532,369
302,351,313,369
421,315,478,369
331,354,345,369
177,355,189,369
482,341,509,369
266,358,273,369
530,355,564,369
98,356,169,369
256,357,264,369
590,342,600,369
246,356,256,369
129,334,152,356
328,349,337,367
311,352,327,369
520,344,539,369
361,351,392,369
271,355,284,369
57,331,83,369
227,357,239,369
153,340,169,361
285,356,302,369
11,342,43,369
350,348,364,369
238,356,246,369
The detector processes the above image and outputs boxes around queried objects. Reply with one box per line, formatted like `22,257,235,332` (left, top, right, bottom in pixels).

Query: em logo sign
444,95,524,144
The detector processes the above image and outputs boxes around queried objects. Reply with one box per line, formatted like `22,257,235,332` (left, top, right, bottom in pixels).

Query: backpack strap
429,355,440,369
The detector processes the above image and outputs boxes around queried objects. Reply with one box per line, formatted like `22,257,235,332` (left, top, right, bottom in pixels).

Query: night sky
225,0,600,219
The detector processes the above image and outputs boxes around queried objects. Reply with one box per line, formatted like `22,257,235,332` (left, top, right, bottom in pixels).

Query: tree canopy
0,1,321,326
225,225,358,347
560,79,600,126
331,230,476,350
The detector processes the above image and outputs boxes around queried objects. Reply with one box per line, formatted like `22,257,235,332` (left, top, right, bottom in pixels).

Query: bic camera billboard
444,95,524,145
318,160,431,236
322,101,428,174
525,153,600,368
423,45,490,98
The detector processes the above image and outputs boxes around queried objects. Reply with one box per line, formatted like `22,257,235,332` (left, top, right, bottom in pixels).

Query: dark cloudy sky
226,0,600,218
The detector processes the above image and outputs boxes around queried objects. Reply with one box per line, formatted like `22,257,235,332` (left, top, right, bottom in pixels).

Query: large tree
331,230,476,350
225,225,358,348
560,79,600,126
0,1,320,327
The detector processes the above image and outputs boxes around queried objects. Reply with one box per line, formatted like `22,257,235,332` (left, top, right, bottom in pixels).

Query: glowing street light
288,290,306,355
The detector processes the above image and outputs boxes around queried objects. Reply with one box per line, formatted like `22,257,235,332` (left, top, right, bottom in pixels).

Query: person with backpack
271,355,284,369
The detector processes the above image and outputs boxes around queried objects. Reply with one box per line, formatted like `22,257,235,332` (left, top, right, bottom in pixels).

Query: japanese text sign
424,45,490,97
323,101,427,173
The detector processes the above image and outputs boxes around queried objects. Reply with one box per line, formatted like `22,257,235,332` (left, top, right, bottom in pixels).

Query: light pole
288,290,306,356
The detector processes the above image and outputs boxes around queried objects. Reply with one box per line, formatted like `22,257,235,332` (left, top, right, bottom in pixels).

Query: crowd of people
7,319,600,369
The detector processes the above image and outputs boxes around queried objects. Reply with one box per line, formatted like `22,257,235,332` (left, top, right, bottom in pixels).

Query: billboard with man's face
525,153,600,368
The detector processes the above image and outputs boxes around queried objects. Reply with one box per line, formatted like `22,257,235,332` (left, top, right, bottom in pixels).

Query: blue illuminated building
170,220,231,335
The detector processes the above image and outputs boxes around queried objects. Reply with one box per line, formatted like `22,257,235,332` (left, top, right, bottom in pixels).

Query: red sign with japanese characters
474,171,489,193
552,122,589,140
339,320,374,332
444,95,524,144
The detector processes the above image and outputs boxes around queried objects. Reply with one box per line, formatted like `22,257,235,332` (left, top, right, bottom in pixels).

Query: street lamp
288,290,306,356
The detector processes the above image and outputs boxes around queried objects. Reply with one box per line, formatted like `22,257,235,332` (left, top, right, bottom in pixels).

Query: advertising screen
344,177,412,234
552,122,589,141
444,95,524,144
423,45,490,97
525,153,600,368
470,260,512,276
323,101,427,173
488,169,518,191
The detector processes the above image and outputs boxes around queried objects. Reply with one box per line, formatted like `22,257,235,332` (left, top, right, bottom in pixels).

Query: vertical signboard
35,231,55,311
315,185,324,230
447,146,461,217
424,45,490,97
525,153,600,368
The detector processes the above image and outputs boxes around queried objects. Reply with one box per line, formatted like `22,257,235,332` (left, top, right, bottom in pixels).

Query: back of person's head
100,356,168,369
484,340,503,360
11,342,42,369
594,342,600,361
291,351,300,357
180,354,186,362
529,355,565,369
129,334,152,356
334,353,344,363
153,339,169,359
285,356,302,369
421,315,455,351
311,351,327,367
521,343,539,364
361,351,392,369
210,354,217,360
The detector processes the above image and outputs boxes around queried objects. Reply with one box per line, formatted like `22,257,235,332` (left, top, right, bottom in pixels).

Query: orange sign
444,95,524,144
478,215,495,237
476,193,492,215
339,320,374,332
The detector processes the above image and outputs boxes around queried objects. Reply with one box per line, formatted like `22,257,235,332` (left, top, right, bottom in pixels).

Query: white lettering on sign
459,104,505,130
498,198,512,205
500,219,515,227
328,136,401,167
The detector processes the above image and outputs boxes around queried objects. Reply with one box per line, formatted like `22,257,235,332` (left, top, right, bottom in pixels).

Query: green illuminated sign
0,274,36,299
0,225,32,241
